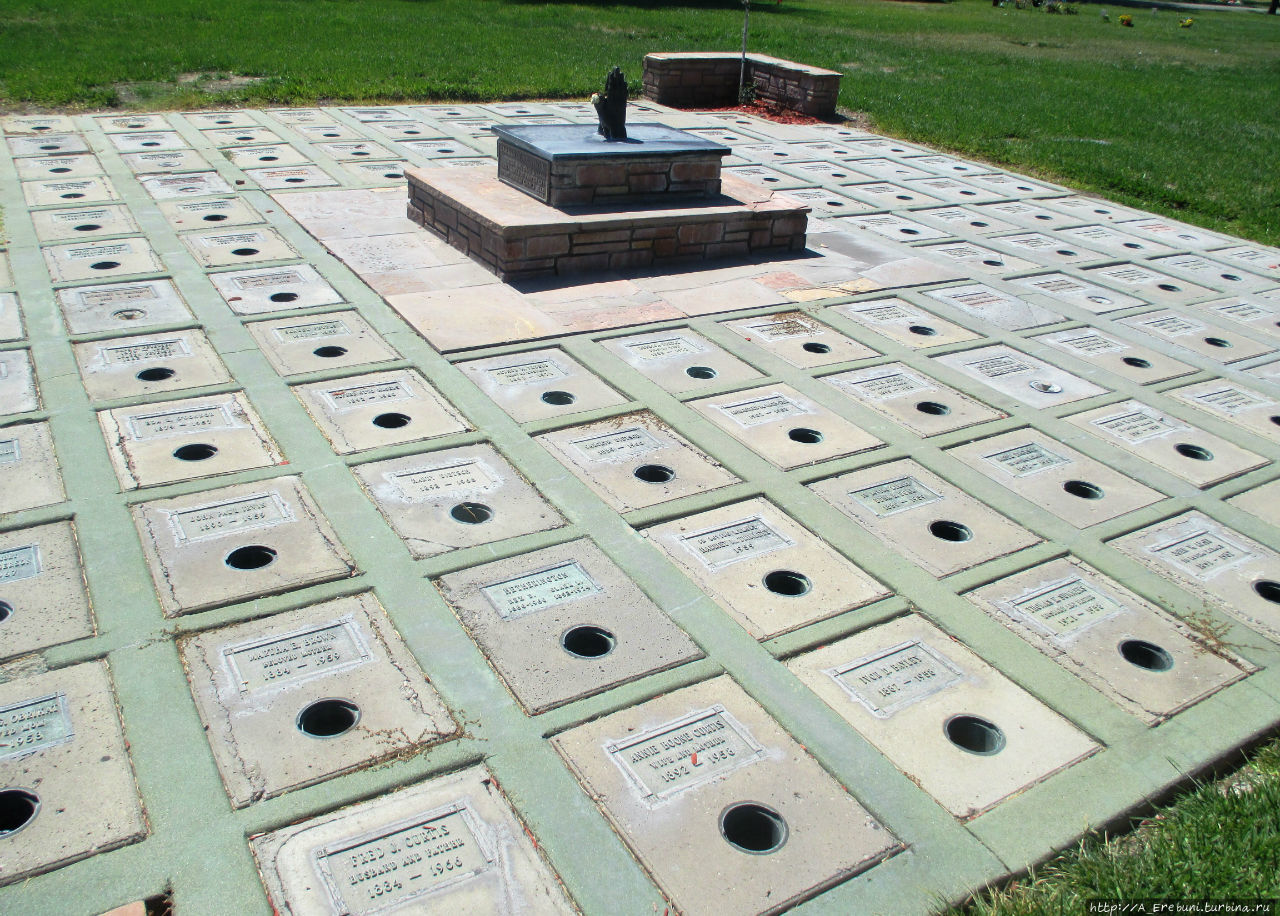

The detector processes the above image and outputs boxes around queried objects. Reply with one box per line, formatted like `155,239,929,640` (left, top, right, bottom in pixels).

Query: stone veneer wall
542,154,722,207
407,171,807,283
642,53,841,119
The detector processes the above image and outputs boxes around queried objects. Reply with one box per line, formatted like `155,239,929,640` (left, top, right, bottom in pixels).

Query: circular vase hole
258,156,279,162
1204,337,1232,348
1063,479,1105,500
1157,283,1181,292
945,715,1006,755
981,259,1003,267
372,412,411,429
788,427,824,445
73,223,101,232
634,464,676,483
1174,443,1214,461
60,192,85,199
930,520,972,542
135,366,175,382
231,247,259,257
90,261,120,271
1252,580,1280,604
141,141,160,148
916,400,951,416
1028,380,1063,394
899,226,918,234
1123,242,1142,249
540,390,576,405
971,221,989,228
173,443,217,461
202,213,228,222
908,325,938,336
296,699,360,738
112,308,146,321
285,177,306,183
720,803,787,855
1119,639,1174,672
1221,274,1242,282
0,789,40,837
561,624,616,659
268,291,298,303
763,570,811,597
686,366,717,380
802,342,831,354
312,346,347,358
224,545,277,570
49,167,71,173
449,502,492,524
0,601,12,624
1123,357,1152,369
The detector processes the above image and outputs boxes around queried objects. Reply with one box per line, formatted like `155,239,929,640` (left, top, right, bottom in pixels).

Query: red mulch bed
697,101,828,125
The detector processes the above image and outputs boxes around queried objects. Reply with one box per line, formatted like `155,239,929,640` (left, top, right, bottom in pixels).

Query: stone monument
405,68,809,281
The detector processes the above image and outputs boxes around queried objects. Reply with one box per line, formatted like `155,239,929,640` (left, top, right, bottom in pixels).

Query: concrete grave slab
1116,217,1229,251
932,344,1109,408
158,196,263,230
179,226,298,267
644,497,889,639
832,297,981,349
787,614,1100,819
31,205,140,243
975,200,1085,231
293,123,365,142
315,141,396,162
0,422,65,514
2,115,75,134
775,187,877,218
842,183,946,211
224,145,311,168
436,539,702,713
264,108,328,125
208,264,344,315
963,173,1062,197
244,166,339,190
185,111,260,129
924,283,1064,331
1038,196,1146,224
1225,478,1280,527
902,154,993,178
1032,326,1195,385
551,677,898,915
139,171,234,200
723,164,808,190
1210,245,1280,280
600,328,762,394
0,293,23,342
0,662,146,886
369,121,448,141
1197,297,1280,342
131,475,356,616
42,237,164,283
457,348,627,423
909,205,1021,237
202,127,284,147
966,558,1251,725
73,328,231,401
94,114,168,132
948,428,1165,527
121,150,212,176
293,368,469,454
353,443,564,558
342,161,409,184
1056,224,1179,259
107,132,187,154
721,311,879,368
1083,264,1217,306
0,350,39,416
179,592,456,806
56,279,193,335
1111,512,1280,643
97,391,284,490
1165,380,1280,444
823,362,1003,437
13,154,103,180
691,383,884,469
918,242,1039,278
7,134,90,158
1065,400,1268,488
987,231,1106,265
23,176,120,208
844,137,929,156
535,410,738,513
251,765,576,914
905,177,1003,205
1117,310,1275,363
1012,272,1147,314
246,310,401,376
808,460,1041,577
0,521,93,661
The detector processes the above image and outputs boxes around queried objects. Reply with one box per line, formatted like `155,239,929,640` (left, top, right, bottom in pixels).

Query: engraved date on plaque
315,803,495,915
169,491,294,542
0,694,73,759
828,641,964,718
481,561,602,620
224,618,370,693
606,705,765,803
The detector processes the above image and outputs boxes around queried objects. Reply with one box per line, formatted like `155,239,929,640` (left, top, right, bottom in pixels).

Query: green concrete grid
0,103,1278,915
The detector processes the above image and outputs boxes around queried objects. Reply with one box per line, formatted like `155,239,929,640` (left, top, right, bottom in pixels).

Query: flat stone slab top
493,123,729,160
407,165,807,281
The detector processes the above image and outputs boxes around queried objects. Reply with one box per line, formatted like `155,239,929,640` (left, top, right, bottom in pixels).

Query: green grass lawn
955,736,1280,914
1,0,1277,245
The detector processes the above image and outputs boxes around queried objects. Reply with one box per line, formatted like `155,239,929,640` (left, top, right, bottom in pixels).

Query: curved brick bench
643,52,841,119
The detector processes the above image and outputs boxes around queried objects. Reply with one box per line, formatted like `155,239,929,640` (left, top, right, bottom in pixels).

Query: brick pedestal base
642,53,841,119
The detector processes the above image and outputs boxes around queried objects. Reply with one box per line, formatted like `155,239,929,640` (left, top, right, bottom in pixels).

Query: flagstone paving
1,99,1279,915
